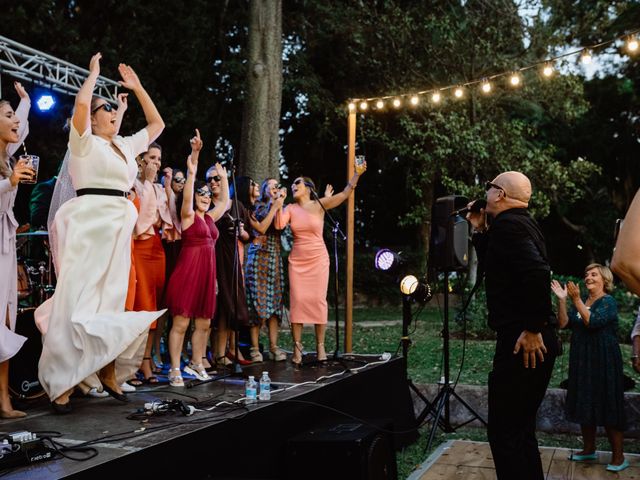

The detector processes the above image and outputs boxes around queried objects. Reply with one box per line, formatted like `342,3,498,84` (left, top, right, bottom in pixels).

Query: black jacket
472,208,552,333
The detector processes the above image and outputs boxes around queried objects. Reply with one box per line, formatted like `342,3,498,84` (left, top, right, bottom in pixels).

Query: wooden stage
409,440,640,479
0,355,416,479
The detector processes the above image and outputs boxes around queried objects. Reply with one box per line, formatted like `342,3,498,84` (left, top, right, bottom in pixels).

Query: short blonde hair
585,263,614,293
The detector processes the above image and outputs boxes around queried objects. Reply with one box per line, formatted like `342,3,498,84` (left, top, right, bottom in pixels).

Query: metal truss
0,35,119,103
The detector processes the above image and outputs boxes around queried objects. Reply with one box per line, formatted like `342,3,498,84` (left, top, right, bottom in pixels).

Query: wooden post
345,111,356,352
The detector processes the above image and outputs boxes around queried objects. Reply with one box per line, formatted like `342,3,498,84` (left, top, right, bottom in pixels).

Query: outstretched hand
513,330,547,369
118,63,142,91
89,53,101,76
550,280,567,300
14,82,29,100
214,162,227,180
567,281,581,302
324,184,334,197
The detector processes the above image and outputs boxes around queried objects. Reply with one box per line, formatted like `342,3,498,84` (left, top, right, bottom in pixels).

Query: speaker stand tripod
424,270,486,451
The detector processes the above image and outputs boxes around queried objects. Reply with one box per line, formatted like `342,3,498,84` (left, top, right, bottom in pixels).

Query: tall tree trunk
239,0,283,181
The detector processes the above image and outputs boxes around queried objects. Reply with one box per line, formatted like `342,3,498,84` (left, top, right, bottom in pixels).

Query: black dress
213,202,251,328
565,295,626,429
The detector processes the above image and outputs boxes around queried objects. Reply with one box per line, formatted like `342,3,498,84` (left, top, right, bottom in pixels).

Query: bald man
467,171,558,480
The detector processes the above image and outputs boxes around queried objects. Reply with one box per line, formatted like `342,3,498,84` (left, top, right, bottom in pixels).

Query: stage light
581,49,592,64
410,96,419,106
376,100,384,109
392,98,401,108
431,92,441,103
374,248,401,272
36,94,55,112
400,275,432,304
542,63,554,77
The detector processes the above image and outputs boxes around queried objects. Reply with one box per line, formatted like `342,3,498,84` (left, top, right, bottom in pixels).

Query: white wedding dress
35,124,163,401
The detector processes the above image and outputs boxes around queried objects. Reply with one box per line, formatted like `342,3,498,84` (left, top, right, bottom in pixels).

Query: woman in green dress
551,263,627,472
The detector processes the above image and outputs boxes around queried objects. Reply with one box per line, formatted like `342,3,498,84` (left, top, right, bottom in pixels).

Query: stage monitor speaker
429,195,470,272
286,421,397,480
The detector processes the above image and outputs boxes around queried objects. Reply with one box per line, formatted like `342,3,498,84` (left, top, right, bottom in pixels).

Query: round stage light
400,275,419,295
36,94,56,112
374,248,399,272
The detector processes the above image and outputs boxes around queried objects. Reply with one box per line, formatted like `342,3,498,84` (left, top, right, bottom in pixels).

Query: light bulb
431,92,441,103
628,37,639,53
454,87,464,98
392,98,401,108
359,101,368,111
348,102,356,112
376,100,384,109
481,81,491,93
581,49,592,64
542,63,554,77
410,96,419,106
510,73,521,86
400,275,418,295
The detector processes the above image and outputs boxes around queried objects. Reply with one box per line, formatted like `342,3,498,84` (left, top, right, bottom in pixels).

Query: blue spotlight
36,94,56,112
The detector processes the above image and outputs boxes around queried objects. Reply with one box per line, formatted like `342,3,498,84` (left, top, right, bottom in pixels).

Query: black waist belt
76,188,128,198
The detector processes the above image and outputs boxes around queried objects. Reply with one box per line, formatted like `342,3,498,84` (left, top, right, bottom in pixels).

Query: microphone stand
302,188,365,368
226,154,244,376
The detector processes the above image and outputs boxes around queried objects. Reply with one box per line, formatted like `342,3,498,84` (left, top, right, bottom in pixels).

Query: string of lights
347,29,640,113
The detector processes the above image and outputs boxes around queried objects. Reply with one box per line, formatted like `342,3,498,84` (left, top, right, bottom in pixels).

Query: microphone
451,199,486,217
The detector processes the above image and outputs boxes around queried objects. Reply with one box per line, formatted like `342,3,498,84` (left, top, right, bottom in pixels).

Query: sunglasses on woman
207,175,221,183
195,187,212,198
173,177,186,184
91,103,114,114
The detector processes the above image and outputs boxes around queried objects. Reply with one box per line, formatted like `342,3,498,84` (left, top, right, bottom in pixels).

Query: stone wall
412,383,640,437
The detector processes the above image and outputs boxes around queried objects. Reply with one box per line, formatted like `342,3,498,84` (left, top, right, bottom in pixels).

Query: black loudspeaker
429,195,470,272
286,421,397,480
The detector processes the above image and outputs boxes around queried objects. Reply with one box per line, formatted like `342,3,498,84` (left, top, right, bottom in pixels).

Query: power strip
0,431,53,470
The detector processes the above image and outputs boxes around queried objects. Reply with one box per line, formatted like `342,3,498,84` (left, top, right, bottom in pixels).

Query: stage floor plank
410,440,640,480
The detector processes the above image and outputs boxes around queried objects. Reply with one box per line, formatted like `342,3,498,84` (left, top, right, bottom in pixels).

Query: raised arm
117,63,165,143
7,82,30,157
250,194,286,234
319,161,366,210
550,280,569,329
206,163,229,222
180,132,203,230
114,93,128,135
72,53,102,135
612,188,640,295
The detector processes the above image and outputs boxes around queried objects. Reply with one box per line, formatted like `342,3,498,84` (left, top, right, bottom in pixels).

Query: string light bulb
348,102,356,112
376,100,384,109
359,101,368,111
481,80,491,93
509,72,521,87
410,96,419,106
431,92,441,103
542,63,554,77
627,36,639,53
581,49,592,64
454,87,464,98
392,98,401,108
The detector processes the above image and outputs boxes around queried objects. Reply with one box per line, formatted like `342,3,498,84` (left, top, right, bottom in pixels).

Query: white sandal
184,362,210,381
169,367,184,387
249,347,263,363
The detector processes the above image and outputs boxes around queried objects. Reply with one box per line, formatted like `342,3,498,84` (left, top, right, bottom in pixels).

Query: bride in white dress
35,53,165,411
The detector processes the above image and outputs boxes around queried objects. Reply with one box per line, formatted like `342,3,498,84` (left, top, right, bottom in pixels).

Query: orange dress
275,204,329,324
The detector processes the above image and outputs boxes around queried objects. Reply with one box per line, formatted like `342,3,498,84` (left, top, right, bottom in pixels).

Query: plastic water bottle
259,371,271,401
245,375,257,404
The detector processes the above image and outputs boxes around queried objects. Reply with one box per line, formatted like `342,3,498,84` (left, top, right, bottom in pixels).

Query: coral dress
165,214,218,319
275,203,329,324
35,125,164,401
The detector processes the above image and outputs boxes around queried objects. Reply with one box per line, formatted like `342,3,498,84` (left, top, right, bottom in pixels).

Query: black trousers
488,325,557,480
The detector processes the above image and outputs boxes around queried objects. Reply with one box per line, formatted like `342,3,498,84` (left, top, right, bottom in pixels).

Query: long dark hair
176,179,208,221
233,175,253,208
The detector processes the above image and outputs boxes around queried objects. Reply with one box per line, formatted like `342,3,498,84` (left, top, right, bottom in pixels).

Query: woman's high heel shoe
291,342,304,366
316,343,328,362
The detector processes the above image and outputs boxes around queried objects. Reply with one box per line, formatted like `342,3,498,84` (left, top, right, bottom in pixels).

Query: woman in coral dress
275,162,366,364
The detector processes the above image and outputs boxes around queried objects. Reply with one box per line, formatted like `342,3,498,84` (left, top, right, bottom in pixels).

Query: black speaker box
286,421,397,480
429,195,469,272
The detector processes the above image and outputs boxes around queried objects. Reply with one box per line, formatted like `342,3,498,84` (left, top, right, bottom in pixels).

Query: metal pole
345,111,356,352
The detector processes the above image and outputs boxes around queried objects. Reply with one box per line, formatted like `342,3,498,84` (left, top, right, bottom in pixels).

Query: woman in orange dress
275,162,366,364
